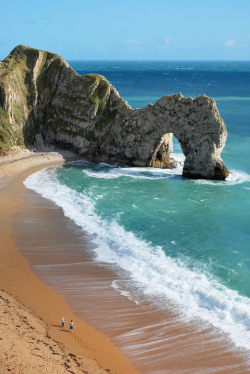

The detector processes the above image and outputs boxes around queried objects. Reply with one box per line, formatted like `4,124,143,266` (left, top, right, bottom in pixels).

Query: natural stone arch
0,45,229,180
95,91,229,180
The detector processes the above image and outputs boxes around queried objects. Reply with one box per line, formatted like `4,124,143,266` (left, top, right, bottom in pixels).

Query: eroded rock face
0,45,229,180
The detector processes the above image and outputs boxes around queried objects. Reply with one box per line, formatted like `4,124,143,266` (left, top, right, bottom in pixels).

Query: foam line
24,165,250,352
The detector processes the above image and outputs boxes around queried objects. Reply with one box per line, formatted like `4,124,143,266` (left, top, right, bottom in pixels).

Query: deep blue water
25,61,250,350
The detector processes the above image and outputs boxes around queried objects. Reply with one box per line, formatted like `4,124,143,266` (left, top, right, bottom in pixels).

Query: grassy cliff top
0,45,110,154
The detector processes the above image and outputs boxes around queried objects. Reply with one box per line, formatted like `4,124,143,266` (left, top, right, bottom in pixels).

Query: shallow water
13,186,250,373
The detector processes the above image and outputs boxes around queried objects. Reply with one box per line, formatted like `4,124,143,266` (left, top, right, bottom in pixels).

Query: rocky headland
0,45,229,179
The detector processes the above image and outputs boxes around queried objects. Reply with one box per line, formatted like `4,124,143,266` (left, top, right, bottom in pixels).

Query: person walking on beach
70,320,74,331
61,316,65,328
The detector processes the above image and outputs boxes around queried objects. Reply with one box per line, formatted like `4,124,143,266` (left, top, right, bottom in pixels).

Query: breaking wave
24,165,250,352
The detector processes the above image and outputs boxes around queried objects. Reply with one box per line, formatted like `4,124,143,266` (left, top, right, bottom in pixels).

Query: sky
0,0,250,61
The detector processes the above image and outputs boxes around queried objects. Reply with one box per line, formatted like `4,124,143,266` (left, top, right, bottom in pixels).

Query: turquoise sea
25,61,250,351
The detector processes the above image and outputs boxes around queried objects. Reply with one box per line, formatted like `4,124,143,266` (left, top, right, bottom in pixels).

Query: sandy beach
0,149,249,374
0,149,139,374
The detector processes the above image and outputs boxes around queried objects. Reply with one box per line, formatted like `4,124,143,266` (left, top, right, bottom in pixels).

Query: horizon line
66,59,250,62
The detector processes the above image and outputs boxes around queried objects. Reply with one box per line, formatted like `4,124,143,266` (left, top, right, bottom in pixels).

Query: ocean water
25,61,250,352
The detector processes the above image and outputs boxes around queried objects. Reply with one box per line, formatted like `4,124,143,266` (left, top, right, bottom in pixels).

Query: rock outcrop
0,45,229,180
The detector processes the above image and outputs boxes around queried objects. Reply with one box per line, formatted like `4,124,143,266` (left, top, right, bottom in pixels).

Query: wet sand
6,155,250,373
0,150,139,374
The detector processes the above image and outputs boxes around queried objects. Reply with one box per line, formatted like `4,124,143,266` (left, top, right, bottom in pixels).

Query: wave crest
24,165,250,351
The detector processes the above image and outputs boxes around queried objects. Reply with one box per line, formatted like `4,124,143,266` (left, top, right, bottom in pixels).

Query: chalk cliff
0,45,229,180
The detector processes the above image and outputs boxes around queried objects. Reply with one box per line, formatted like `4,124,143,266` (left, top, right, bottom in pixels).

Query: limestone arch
125,94,229,180
0,46,229,180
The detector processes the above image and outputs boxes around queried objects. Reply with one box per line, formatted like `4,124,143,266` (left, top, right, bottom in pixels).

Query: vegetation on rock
0,45,229,180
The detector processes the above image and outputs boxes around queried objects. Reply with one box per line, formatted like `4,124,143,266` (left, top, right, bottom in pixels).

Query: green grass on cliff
0,107,11,152
0,46,113,153
0,45,37,135
0,125,11,153
87,74,109,110
95,108,118,131
0,107,24,153
0,46,63,151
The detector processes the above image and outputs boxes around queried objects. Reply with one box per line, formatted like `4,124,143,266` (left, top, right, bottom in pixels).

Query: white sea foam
83,168,177,180
83,153,185,180
24,166,250,352
195,169,250,186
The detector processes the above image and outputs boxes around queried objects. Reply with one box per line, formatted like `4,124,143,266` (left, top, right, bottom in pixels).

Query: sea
24,61,250,354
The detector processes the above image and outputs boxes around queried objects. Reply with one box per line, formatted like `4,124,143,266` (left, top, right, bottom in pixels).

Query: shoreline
0,149,139,374
0,149,249,374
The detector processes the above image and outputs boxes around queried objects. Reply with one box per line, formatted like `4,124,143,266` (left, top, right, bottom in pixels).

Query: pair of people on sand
61,316,74,331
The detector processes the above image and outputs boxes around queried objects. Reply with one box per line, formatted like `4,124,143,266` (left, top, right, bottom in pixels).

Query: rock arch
0,45,229,180
94,90,229,180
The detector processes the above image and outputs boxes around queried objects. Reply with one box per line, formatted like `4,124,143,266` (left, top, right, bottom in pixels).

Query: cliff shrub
87,75,109,108
95,109,117,131
0,107,11,151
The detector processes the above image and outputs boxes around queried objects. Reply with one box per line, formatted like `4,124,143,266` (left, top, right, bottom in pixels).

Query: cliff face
0,45,229,180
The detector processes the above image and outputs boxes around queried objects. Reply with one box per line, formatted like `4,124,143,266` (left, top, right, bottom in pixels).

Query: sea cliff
0,45,229,179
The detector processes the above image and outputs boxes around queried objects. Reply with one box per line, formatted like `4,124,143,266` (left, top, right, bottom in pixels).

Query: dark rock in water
150,156,179,170
0,45,229,180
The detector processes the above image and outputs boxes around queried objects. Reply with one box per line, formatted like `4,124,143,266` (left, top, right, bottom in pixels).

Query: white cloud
164,37,170,45
225,39,248,48
125,39,142,51
225,39,235,47
125,39,142,46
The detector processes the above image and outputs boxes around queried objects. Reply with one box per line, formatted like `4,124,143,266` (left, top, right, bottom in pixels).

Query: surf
24,163,250,352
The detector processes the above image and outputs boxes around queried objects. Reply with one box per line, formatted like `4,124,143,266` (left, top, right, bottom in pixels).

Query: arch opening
147,133,185,170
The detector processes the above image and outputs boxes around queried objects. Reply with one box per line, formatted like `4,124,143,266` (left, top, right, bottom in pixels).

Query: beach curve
0,148,139,374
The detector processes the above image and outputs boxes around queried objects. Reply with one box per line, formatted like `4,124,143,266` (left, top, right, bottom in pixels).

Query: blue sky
1,0,250,60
